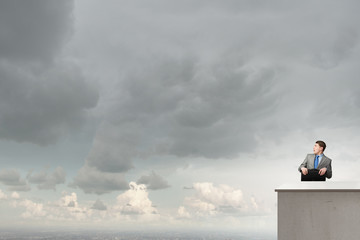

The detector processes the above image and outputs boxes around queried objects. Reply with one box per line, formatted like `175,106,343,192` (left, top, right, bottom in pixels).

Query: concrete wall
276,182,360,240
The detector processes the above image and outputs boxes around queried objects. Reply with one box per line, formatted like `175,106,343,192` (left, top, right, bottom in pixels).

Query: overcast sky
1,0,360,234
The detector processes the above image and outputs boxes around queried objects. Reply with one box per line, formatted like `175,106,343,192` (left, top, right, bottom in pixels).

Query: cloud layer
2,0,360,232
0,0,98,145
1,182,160,225
137,171,170,190
68,0,360,195
0,169,30,192
0,0,73,61
27,167,66,190
70,165,128,194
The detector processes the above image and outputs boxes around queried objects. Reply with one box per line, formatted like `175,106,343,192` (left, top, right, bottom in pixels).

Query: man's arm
298,155,308,172
319,159,332,178
325,159,332,179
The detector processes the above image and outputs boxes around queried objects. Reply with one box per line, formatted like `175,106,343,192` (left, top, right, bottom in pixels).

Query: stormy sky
1,0,360,233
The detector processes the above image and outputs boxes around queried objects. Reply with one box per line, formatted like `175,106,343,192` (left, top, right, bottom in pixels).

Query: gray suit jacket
298,154,332,179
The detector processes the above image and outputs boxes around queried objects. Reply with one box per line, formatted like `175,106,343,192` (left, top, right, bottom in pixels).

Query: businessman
298,140,332,179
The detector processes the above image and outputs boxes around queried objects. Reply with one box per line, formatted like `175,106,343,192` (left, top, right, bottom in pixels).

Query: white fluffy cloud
5,183,159,224
177,206,191,219
59,192,78,208
13,192,91,221
11,192,19,199
113,182,157,215
19,199,47,219
52,192,91,221
179,182,267,218
193,182,245,208
1,182,268,230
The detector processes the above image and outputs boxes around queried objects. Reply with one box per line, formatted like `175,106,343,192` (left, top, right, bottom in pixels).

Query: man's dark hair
316,140,326,152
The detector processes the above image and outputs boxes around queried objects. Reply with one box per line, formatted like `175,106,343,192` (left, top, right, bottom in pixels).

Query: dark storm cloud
96,55,277,160
70,165,129,195
27,167,66,190
73,54,278,194
85,122,135,173
72,0,360,193
0,63,99,145
71,121,137,193
0,169,30,192
137,171,170,190
91,199,107,211
0,0,73,62
0,0,99,145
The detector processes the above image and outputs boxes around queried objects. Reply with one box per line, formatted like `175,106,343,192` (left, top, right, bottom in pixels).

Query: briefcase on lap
301,169,326,181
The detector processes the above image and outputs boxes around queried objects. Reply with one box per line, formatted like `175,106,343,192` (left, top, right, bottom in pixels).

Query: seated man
298,140,332,180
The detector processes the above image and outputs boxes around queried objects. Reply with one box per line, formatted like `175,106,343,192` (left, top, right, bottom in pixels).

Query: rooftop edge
275,181,360,192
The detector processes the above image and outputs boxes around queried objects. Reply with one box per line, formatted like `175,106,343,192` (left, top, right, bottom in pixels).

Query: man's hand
319,168,327,176
301,167,308,175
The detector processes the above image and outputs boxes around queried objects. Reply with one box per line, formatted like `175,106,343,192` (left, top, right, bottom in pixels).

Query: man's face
313,143,323,155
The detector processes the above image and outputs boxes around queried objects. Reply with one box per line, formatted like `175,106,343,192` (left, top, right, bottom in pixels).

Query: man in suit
298,140,332,179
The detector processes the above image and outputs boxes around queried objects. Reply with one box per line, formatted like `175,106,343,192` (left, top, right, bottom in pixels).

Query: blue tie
314,155,319,169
